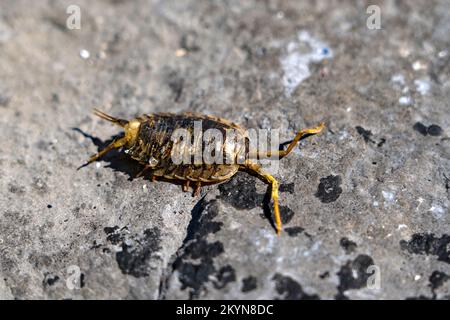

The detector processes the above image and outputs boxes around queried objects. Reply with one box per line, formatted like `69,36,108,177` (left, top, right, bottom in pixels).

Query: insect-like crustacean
84,109,324,235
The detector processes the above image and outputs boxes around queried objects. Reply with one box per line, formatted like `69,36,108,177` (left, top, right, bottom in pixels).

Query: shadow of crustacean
72,127,143,181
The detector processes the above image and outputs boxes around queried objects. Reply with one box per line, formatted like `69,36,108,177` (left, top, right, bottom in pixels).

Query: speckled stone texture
0,0,449,300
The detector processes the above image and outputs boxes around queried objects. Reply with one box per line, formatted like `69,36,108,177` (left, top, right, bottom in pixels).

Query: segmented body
85,108,325,235
125,113,247,183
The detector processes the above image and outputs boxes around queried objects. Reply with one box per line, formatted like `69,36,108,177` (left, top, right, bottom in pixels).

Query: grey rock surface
0,0,449,299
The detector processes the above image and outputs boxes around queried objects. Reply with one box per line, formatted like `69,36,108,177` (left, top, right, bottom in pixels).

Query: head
93,109,140,146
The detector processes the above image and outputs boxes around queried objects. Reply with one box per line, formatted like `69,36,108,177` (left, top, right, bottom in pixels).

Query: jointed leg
278,122,325,159
193,182,201,197
251,122,325,160
84,138,126,166
182,180,191,192
136,165,152,178
245,162,281,235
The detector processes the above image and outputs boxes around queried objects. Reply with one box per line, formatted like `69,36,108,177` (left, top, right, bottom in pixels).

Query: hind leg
250,122,325,160
244,162,281,235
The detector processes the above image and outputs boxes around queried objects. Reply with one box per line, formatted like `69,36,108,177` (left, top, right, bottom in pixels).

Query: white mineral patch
429,205,445,219
391,74,405,86
280,31,332,96
414,79,431,96
382,190,395,202
0,21,12,43
399,96,412,105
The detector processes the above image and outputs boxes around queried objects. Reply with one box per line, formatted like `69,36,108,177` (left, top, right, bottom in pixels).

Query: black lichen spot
285,226,304,237
406,271,450,300
315,175,342,203
183,239,224,260
219,172,264,210
241,276,258,292
340,237,357,254
175,260,216,297
112,227,162,277
213,265,236,289
429,271,449,292
43,274,60,286
170,200,233,299
400,233,450,264
414,122,443,137
336,254,375,299
280,206,295,224
356,126,375,143
104,226,123,245
427,124,443,136
173,237,225,296
279,183,295,194
272,273,319,300
413,122,428,136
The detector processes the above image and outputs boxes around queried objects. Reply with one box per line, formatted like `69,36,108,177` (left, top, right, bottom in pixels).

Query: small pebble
412,60,427,71
175,48,187,57
80,49,90,59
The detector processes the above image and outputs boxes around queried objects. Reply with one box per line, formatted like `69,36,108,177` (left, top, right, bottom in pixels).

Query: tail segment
93,108,128,127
